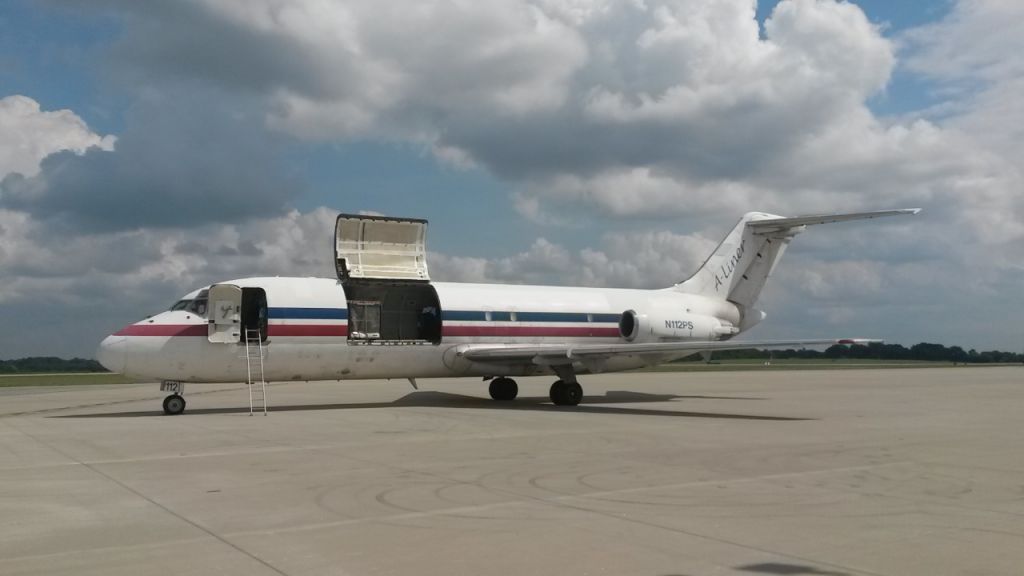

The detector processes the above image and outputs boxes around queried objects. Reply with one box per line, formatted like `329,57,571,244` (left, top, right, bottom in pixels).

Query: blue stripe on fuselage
443,310,620,323
443,310,487,321
516,311,589,323
266,308,619,323
268,307,348,320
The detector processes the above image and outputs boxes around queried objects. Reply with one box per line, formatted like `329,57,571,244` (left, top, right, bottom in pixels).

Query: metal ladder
244,329,268,415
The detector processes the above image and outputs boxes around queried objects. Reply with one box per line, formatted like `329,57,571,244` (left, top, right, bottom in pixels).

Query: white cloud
88,0,1010,248
518,167,766,220
902,0,1024,84
0,95,115,179
0,92,298,231
430,229,714,289
899,0,1024,246
106,0,588,140
0,207,338,307
791,259,885,301
6,0,1024,356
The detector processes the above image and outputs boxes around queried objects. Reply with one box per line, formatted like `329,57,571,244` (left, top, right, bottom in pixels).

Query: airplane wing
459,338,878,365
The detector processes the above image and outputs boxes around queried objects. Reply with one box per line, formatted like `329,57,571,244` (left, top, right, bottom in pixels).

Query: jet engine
618,308,739,343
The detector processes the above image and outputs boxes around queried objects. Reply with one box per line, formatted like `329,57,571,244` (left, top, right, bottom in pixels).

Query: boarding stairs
244,329,268,415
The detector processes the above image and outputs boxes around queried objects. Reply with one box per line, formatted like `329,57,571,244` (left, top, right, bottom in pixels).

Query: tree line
692,342,1024,364
0,357,106,374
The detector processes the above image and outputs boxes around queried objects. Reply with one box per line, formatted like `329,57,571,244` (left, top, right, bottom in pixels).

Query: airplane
96,208,919,415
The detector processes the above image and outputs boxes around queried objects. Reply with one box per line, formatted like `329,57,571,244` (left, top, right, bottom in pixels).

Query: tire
563,382,583,406
489,377,518,401
550,380,582,406
162,394,186,415
549,380,567,405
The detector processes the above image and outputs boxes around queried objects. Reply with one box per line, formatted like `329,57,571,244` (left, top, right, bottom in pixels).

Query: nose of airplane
96,335,127,373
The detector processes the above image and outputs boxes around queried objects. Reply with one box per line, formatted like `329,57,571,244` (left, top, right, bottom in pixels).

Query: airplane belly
259,342,452,381
121,335,238,382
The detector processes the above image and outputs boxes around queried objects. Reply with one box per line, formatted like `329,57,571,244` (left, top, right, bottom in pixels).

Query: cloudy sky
1,0,1022,358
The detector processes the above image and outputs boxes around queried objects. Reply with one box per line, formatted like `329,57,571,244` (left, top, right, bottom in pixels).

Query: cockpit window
187,289,209,316
187,297,208,316
169,289,209,317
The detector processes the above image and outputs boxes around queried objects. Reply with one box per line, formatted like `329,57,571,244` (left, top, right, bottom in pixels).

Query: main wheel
563,382,583,406
549,380,582,406
489,377,519,401
162,394,186,415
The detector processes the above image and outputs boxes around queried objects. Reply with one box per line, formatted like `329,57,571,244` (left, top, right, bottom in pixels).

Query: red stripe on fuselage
115,324,208,337
114,324,617,338
114,324,348,337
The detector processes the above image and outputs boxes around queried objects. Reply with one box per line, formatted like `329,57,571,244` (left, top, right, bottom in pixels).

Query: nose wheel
488,377,519,401
162,394,186,415
549,380,583,406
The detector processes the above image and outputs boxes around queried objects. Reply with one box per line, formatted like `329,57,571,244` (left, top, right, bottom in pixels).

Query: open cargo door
334,213,441,344
335,214,430,282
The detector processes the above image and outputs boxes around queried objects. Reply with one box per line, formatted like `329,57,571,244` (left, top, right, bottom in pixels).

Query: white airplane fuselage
96,208,918,413
98,276,743,383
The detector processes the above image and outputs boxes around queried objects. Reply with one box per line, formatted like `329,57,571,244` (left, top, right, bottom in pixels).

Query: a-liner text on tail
674,209,921,334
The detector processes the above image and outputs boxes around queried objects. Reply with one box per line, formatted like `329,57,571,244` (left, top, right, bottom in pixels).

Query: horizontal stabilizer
747,209,920,233
674,208,920,307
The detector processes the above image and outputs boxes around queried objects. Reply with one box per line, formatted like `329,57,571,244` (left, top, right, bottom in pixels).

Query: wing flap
459,338,880,365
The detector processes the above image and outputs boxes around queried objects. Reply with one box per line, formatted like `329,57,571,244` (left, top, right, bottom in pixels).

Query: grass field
643,358,1001,372
0,373,138,387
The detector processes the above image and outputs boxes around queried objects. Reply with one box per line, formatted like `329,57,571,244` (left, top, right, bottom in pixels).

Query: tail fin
674,209,919,309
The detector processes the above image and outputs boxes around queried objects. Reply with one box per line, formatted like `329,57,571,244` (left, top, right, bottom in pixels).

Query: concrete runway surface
1,367,1022,575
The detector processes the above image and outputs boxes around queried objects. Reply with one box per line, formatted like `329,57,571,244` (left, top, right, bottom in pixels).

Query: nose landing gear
159,381,187,415
162,394,186,415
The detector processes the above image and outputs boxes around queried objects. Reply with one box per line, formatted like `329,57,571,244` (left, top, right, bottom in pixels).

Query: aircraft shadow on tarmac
53,390,811,421
734,562,850,575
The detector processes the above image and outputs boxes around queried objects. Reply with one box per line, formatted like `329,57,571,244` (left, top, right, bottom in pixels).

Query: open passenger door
208,284,242,343
207,284,268,344
334,214,441,344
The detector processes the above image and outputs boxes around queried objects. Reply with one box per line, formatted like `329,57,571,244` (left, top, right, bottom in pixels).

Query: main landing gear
549,380,583,406
489,377,518,401
488,369,585,406
549,364,583,406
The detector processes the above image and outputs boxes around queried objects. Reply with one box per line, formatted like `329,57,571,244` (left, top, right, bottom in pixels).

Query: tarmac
1,367,1022,576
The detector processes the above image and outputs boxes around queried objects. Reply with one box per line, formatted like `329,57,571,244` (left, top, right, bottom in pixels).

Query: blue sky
2,0,1023,357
